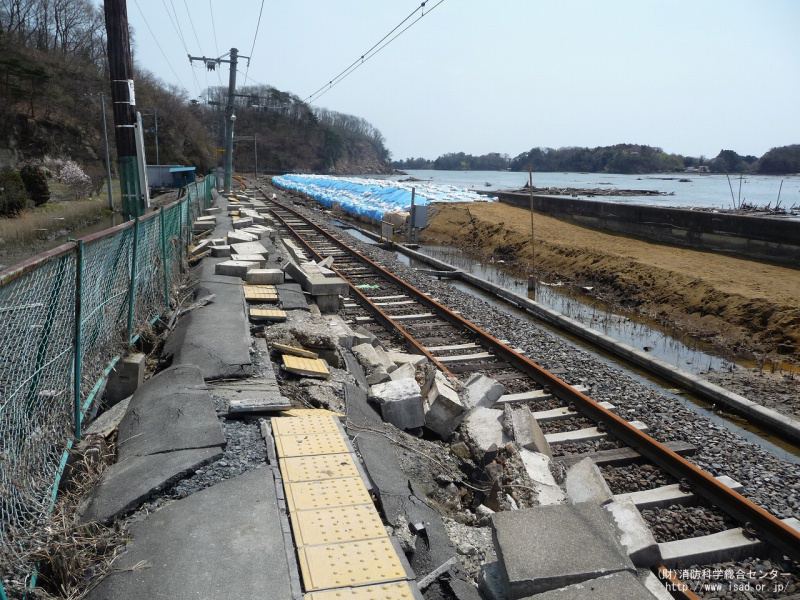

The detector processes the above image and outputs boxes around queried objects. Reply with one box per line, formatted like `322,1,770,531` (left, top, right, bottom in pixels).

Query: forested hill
0,1,391,181
394,144,800,175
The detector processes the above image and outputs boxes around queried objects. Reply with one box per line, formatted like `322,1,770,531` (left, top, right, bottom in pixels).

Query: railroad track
256,185,800,595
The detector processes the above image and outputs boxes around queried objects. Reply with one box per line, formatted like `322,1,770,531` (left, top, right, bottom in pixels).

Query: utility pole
104,0,143,220
189,48,249,194
100,93,114,211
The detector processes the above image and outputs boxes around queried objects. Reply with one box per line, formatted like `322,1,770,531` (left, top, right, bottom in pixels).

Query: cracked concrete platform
86,468,291,600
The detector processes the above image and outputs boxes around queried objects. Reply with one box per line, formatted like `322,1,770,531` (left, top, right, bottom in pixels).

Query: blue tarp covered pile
273,174,492,221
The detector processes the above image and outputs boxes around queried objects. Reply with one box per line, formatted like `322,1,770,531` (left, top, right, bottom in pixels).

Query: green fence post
126,217,140,345
159,207,169,310
73,240,84,439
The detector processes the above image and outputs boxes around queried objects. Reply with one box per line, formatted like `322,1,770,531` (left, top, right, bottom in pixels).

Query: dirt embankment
421,202,800,364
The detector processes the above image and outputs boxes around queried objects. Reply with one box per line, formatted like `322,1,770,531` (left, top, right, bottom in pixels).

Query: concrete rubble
369,378,425,430
424,371,466,438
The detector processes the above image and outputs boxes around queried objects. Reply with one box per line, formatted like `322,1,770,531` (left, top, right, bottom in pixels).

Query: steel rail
263,193,800,561
267,203,454,376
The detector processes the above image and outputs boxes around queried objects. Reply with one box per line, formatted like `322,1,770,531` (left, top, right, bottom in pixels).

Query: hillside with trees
0,0,391,200
394,144,800,175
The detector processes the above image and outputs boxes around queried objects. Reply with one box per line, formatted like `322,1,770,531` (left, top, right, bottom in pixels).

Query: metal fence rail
0,176,215,586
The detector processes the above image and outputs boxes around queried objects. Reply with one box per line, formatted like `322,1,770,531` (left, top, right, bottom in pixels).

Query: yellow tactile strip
249,307,287,322
243,284,278,302
282,355,331,378
284,478,373,512
274,414,413,594
291,504,386,546
297,538,407,591
275,432,351,457
303,582,418,600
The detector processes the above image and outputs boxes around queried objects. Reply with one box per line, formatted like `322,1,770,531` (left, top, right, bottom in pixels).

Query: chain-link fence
0,176,215,587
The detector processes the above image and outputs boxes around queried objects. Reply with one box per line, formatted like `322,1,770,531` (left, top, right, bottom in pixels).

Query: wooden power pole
104,0,143,220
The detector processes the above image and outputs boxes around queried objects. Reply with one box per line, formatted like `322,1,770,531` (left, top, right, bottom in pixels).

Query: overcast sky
124,0,800,160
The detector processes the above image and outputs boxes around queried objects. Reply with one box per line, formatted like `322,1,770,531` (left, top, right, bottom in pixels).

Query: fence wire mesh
0,176,215,584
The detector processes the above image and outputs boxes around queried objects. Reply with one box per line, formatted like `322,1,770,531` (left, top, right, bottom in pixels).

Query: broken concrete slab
276,282,309,311
463,373,505,409
215,259,260,278
324,314,356,349
510,406,551,457
387,351,427,367
353,343,395,373
423,371,466,439
367,366,391,385
369,378,425,430
85,468,292,600
389,362,416,382
229,254,266,267
519,449,565,506
117,364,225,460
353,325,378,347
210,245,232,257
284,260,349,296
231,216,254,229
246,268,284,285
491,503,635,598
604,498,661,567
462,407,509,455
565,457,614,505
79,446,222,524
231,241,268,256
85,396,131,438
519,572,658,599
227,230,258,244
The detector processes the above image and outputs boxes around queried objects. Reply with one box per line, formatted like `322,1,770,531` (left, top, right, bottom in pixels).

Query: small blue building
146,165,197,190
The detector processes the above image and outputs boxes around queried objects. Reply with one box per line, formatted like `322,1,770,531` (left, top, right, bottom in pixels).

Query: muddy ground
421,202,800,367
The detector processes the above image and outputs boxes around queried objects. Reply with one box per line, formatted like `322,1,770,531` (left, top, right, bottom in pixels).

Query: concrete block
230,254,266,267
565,458,614,505
353,326,378,347
463,373,505,409
284,261,349,296
246,268,284,285
230,241,268,257
203,207,221,215
388,362,414,382
479,562,506,600
196,215,216,223
314,293,341,314
192,220,214,232
215,260,260,278
105,353,145,406
491,503,635,598
210,245,231,257
227,231,257,244
604,498,661,567
352,343,395,373
369,378,425,430
511,406,551,457
387,351,427,367
521,572,658,599
519,449,565,506
209,238,227,246
423,371,466,439
242,227,270,240
462,407,509,454
324,314,356,349
232,217,254,229
366,366,391,385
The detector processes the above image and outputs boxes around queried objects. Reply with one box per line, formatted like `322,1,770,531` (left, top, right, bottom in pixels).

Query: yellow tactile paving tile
272,415,340,436
284,478,373,512
275,432,350,458
281,408,345,419
242,284,278,302
303,581,418,599
282,355,331,378
297,538,408,591
249,307,287,322
280,453,360,483
291,504,387,546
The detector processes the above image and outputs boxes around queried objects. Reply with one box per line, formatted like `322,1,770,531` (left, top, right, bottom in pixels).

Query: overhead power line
304,0,446,104
208,0,223,85
244,0,266,87
160,0,201,93
132,0,188,90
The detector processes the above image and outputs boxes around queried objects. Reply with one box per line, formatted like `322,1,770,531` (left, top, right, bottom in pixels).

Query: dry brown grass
0,197,110,248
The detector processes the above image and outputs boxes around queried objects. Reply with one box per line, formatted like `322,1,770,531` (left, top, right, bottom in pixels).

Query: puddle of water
416,245,734,376
340,227,379,245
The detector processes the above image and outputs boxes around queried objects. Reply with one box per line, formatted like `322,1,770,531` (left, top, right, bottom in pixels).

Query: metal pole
159,207,169,309
254,134,258,182
224,48,239,194
408,187,415,242
154,109,159,165
73,240,84,439
126,217,140,344
100,93,114,211
528,168,536,294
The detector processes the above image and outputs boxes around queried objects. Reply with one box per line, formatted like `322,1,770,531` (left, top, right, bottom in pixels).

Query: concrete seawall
492,191,800,268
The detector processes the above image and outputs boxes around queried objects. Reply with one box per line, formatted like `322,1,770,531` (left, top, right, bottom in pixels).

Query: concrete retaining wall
493,192,800,268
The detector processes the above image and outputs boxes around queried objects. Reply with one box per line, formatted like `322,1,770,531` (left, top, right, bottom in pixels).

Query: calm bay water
394,169,800,210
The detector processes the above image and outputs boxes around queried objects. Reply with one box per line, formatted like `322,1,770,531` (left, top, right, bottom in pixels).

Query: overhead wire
243,0,266,90
304,0,446,104
208,0,223,86
132,0,188,91
160,0,201,94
